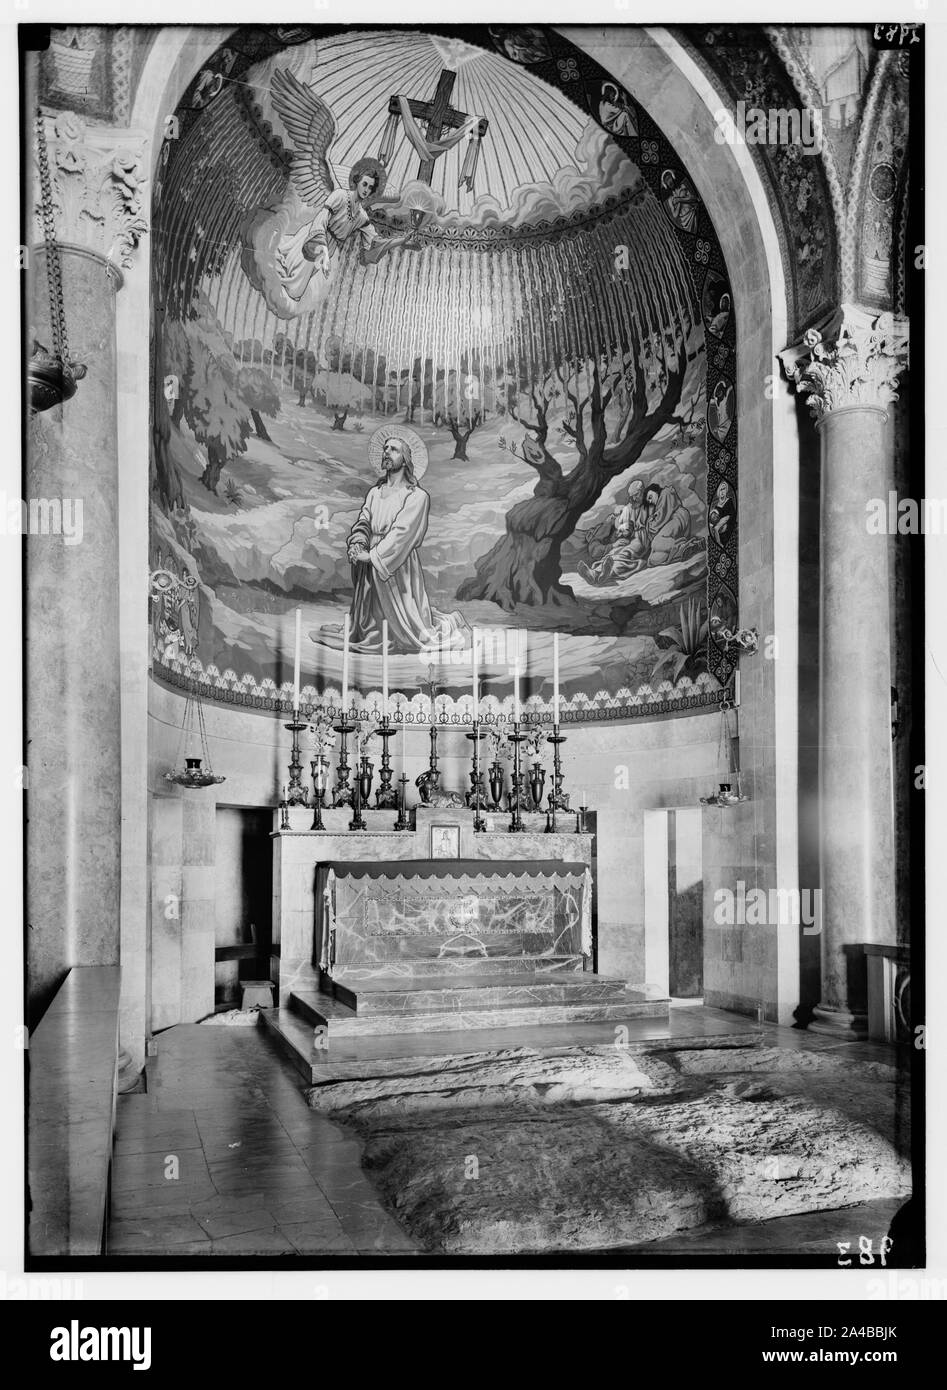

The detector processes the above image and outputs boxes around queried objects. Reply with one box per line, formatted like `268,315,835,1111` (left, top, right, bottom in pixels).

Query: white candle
341,613,350,711
292,608,301,710
513,661,520,723
401,719,406,767
552,633,560,724
382,619,389,718
471,626,479,722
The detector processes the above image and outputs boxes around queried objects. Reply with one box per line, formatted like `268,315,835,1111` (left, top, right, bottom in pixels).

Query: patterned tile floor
107,1010,909,1258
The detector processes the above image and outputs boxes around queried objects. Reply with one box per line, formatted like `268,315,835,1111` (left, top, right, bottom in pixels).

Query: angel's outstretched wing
270,67,335,209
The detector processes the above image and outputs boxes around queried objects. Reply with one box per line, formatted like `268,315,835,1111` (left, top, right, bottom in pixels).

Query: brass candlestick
349,752,366,831
284,713,309,806
546,723,569,832
507,723,527,833
427,716,440,791
465,724,487,832
394,772,411,831
375,718,398,809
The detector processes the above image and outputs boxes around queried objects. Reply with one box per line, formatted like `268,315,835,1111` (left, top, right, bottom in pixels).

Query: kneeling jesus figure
347,435,467,655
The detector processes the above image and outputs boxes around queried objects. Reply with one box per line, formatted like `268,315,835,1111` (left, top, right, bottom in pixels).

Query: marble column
782,307,908,1037
26,113,147,1025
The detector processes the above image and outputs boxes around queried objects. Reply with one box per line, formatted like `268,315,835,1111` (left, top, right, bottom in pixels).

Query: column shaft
814,409,895,1034
26,247,122,1021
781,308,907,1038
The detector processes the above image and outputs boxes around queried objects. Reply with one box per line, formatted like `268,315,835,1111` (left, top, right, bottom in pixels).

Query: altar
265,806,664,1067
315,857,592,983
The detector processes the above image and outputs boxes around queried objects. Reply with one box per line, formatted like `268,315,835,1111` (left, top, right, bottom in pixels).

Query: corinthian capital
780,304,909,421
31,110,149,272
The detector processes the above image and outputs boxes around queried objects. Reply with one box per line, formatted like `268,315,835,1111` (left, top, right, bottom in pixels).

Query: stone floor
106,1009,911,1258
108,1024,418,1255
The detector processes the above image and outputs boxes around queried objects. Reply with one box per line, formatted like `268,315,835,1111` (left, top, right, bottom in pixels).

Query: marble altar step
288,982,665,1038
259,1004,758,1085
328,972,632,1015
331,955,585,978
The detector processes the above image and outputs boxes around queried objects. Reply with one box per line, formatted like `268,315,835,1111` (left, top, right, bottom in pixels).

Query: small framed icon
430,824,461,859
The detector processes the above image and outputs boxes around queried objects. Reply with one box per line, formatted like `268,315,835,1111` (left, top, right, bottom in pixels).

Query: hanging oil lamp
700,698,748,808
28,109,87,414
166,685,225,789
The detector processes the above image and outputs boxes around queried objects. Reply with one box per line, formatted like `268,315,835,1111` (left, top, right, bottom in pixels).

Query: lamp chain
197,695,216,775
34,109,70,364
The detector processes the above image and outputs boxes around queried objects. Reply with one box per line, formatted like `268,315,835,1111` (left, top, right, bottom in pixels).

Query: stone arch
562,25,803,1020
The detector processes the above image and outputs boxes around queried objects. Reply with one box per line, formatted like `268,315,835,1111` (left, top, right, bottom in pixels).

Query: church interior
20,20,921,1267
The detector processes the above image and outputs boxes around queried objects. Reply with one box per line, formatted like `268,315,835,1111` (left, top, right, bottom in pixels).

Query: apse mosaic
149,24,740,723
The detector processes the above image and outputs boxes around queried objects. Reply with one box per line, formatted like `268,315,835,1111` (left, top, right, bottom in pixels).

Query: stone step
289,986,665,1037
330,972,631,1015
331,955,584,979
259,1005,758,1085
259,1006,325,1082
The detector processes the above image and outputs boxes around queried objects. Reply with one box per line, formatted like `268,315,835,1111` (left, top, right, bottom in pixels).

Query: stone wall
149,783,215,1031
148,680,784,1019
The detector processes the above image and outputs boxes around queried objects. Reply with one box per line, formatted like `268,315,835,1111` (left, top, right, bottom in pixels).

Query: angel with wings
252,68,410,312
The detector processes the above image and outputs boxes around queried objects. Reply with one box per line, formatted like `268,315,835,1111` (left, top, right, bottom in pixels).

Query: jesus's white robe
346,481,467,654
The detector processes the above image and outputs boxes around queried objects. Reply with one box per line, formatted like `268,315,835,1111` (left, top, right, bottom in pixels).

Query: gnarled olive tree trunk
459,352,688,608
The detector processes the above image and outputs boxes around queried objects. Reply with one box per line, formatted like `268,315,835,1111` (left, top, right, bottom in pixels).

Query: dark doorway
214,806,274,1007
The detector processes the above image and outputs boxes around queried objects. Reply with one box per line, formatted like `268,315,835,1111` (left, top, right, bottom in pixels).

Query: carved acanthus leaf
31,111,149,271
780,303,909,420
